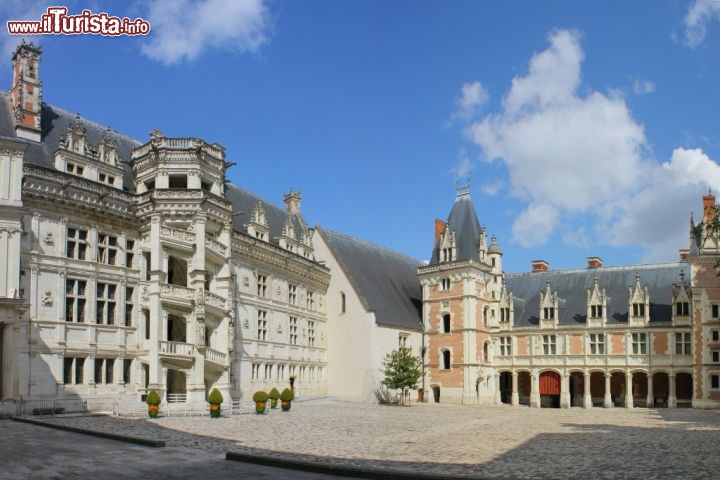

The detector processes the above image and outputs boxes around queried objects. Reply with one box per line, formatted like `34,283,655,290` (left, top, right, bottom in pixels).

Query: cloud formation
140,0,270,65
454,81,489,119
632,79,655,95
0,0,49,59
464,29,720,260
684,0,720,48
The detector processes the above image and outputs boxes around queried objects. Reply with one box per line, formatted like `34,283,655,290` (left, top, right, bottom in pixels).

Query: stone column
583,371,592,409
511,371,519,406
669,373,677,408
647,372,654,407
530,370,540,408
561,372,571,409
625,371,634,409
603,372,612,408
494,373,502,405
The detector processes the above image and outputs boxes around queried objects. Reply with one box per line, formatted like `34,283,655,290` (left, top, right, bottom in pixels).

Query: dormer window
632,303,645,317
441,248,453,262
676,302,689,316
543,307,555,320
500,307,510,322
590,305,603,318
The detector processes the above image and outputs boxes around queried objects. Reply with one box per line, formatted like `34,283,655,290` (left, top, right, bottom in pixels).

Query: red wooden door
539,371,561,395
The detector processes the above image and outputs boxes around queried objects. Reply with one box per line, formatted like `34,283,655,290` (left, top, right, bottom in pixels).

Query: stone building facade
0,43,331,406
420,186,720,409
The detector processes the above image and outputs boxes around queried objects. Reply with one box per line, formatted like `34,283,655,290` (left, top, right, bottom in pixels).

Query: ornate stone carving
41,290,53,307
276,324,283,334
242,318,249,329
242,276,249,288
43,231,54,245
141,286,150,302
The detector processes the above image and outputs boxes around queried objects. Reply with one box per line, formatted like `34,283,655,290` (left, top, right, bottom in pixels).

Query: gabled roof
429,188,483,264
317,227,423,331
505,263,686,327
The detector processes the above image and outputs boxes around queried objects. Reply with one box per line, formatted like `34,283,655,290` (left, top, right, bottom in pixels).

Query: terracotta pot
210,403,221,418
255,401,266,414
270,399,278,409
148,404,159,418
281,400,291,412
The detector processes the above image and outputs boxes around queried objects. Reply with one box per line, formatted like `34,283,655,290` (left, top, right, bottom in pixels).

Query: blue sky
3,0,720,273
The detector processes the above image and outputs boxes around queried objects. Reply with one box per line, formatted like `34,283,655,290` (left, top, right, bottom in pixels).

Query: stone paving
24,400,720,479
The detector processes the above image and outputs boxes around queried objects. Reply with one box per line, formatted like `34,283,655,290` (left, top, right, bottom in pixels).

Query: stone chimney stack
10,41,42,142
587,257,603,268
703,191,716,224
434,219,445,243
283,190,305,226
531,260,549,272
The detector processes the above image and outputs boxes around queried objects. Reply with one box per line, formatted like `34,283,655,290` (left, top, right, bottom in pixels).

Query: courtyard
3,399,720,479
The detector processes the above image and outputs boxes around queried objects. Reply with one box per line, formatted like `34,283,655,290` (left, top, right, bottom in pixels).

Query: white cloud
450,150,474,181
684,0,720,48
467,30,647,247
464,29,720,261
512,203,558,247
480,179,503,197
140,0,270,65
453,81,488,120
632,79,655,95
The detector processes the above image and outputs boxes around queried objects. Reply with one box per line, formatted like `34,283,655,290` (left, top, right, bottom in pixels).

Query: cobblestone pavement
15,400,720,479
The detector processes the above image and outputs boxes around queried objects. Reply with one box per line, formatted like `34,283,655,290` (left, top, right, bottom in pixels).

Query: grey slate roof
224,183,305,243
317,227,423,331
505,263,686,327
429,190,484,264
0,93,141,190
0,92,305,246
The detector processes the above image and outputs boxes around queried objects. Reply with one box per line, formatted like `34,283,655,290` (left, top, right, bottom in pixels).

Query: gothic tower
417,185,503,404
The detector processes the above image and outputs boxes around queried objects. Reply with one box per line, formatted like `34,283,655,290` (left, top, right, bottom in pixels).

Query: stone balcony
204,347,228,369
160,283,194,307
159,340,195,362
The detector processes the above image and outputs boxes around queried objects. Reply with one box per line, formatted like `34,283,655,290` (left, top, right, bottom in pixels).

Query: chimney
531,260,549,272
587,256,603,269
283,190,305,227
10,41,42,142
679,249,689,262
434,219,445,243
703,191,716,224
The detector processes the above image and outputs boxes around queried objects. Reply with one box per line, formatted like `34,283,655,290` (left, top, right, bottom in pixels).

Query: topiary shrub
268,387,280,400
146,390,161,405
279,388,294,402
207,388,223,404
252,390,269,403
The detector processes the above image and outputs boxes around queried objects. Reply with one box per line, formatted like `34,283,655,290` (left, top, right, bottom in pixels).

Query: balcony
204,347,228,368
204,290,228,313
160,283,194,307
159,341,195,360
160,226,196,249
205,234,227,260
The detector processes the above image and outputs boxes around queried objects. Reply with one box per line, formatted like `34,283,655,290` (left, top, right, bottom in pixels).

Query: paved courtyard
5,400,720,479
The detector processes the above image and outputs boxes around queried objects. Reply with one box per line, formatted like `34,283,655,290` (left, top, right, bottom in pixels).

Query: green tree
381,346,422,406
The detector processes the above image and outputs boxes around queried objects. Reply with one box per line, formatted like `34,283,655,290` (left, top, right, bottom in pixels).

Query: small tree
381,346,422,406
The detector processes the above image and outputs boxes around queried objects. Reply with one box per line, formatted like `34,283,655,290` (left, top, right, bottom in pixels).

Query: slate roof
0,92,306,246
505,263,686,327
317,227,423,331
224,182,305,243
0,93,141,189
429,188,485,264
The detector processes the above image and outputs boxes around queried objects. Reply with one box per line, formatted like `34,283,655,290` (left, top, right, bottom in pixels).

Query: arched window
340,292,346,314
483,342,489,363
441,349,451,370
442,314,451,333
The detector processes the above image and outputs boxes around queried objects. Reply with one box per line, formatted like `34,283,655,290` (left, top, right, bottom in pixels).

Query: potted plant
268,387,280,409
208,388,223,418
252,390,269,414
146,390,161,418
280,387,294,412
